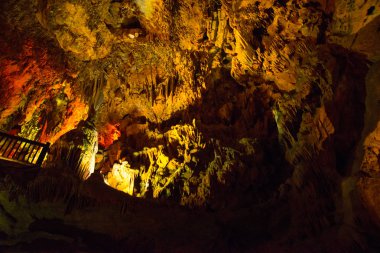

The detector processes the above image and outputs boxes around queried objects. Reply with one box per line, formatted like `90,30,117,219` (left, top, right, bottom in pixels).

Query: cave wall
0,0,379,252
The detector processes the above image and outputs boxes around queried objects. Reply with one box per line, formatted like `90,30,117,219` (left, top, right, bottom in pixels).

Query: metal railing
0,132,50,167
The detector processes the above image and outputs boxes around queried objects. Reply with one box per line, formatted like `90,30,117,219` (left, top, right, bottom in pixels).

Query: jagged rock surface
0,0,379,252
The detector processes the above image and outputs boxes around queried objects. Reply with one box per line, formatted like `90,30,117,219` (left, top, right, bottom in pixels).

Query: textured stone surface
0,0,379,252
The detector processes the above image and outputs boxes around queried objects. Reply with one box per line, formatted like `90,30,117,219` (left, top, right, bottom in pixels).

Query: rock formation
0,0,379,252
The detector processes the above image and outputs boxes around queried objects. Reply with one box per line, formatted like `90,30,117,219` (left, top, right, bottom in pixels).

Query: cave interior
0,0,380,252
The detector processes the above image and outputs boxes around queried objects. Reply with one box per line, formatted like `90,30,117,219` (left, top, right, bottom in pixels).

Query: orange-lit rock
98,123,121,148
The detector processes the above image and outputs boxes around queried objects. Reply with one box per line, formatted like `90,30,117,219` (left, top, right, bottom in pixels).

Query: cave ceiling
0,0,380,252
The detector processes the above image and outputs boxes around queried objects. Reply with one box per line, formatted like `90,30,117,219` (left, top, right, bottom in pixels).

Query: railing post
36,142,50,167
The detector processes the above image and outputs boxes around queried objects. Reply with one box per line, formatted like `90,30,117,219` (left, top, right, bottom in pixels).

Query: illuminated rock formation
0,0,379,252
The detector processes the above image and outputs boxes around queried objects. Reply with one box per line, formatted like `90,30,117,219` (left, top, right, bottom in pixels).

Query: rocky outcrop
46,118,98,180
358,61,380,231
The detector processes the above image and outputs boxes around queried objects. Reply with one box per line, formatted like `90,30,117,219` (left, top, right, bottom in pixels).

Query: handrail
0,131,50,167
